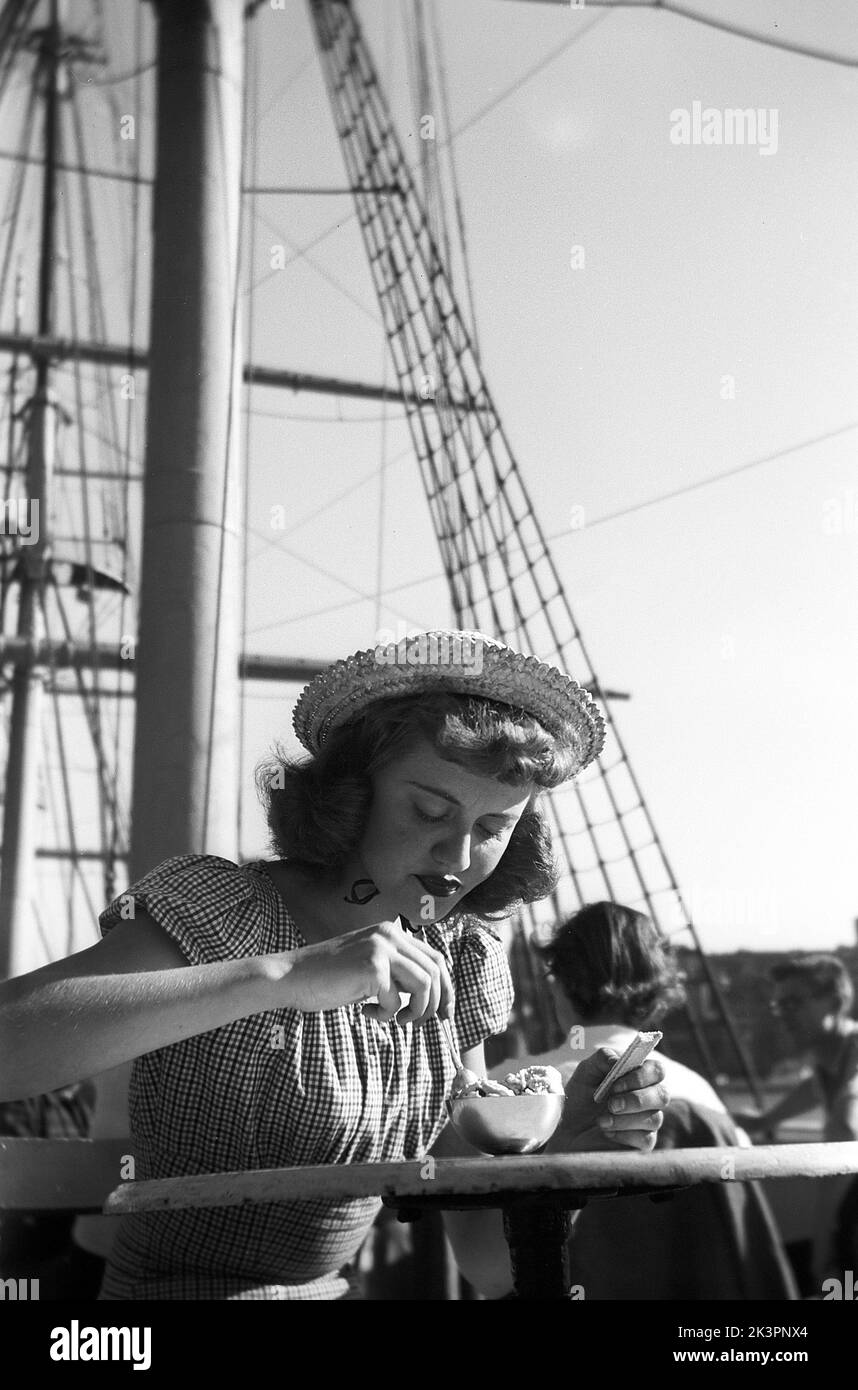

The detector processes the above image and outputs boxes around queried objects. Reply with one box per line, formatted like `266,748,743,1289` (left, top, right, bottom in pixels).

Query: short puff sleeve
98,854,259,965
451,918,514,1054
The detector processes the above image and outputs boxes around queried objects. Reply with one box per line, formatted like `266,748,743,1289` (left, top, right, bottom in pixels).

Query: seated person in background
0,1081,97,1294
733,955,858,1286
735,956,858,1144
441,902,797,1300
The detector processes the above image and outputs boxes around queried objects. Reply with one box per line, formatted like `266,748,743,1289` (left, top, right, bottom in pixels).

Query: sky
1,0,857,961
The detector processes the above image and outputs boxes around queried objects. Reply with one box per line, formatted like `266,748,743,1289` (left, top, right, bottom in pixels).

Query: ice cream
450,1063,565,1099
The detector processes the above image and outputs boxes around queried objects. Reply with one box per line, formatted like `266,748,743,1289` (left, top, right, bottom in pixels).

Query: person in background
65,1063,132,1295
734,954,858,1286
0,1081,95,1294
736,956,858,1143
441,902,797,1300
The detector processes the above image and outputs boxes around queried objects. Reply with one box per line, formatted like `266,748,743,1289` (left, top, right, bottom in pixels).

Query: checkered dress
97,855,513,1301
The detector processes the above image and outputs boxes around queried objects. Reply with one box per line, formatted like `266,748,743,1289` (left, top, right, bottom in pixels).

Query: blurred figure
0,1080,96,1295
63,1063,132,1298
734,954,858,1285
444,902,797,1300
736,956,858,1143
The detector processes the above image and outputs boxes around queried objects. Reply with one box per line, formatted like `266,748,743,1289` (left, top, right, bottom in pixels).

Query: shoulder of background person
823,1023,858,1096
844,1021,858,1065
657,1052,727,1113
657,1098,740,1150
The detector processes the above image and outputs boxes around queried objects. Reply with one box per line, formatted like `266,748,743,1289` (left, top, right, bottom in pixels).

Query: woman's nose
432,828,471,874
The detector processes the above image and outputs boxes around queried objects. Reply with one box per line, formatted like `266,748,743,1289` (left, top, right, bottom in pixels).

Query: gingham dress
97,855,513,1300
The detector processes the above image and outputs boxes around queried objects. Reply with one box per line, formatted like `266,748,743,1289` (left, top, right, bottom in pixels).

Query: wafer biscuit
592,1030,663,1104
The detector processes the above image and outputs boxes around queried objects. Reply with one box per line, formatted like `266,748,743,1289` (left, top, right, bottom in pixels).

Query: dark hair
255,690,577,917
537,901,686,1027
771,955,854,1016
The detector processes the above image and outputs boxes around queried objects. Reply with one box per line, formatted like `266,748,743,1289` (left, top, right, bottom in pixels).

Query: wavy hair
537,901,686,1027
255,690,579,917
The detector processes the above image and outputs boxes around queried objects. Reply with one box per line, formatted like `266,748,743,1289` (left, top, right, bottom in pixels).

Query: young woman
0,631,668,1299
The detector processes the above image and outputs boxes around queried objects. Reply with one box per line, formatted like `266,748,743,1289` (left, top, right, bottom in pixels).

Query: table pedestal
383,1185,670,1299
503,1201,575,1299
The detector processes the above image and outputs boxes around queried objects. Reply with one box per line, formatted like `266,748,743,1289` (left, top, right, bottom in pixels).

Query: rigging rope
0,0,39,112
658,0,858,69
40,693,75,952
200,16,247,853
238,15,261,855
248,204,382,324
243,520,430,636
60,101,114,874
426,0,482,363
103,0,145,900
42,583,104,931
0,67,39,333
373,0,396,638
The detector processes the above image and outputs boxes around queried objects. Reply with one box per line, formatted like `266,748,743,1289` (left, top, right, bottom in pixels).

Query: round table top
104,1140,858,1215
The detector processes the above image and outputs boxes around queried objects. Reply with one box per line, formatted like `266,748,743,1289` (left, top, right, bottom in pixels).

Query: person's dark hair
770,955,854,1016
255,690,578,917
537,901,686,1027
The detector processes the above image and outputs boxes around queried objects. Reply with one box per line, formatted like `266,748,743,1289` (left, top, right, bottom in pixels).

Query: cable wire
238,15,260,853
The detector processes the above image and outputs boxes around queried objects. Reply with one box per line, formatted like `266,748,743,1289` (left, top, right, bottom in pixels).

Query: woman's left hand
546,1047,669,1154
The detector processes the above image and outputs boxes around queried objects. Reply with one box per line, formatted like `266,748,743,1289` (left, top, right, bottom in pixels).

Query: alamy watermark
822,1270,857,1300
822,491,858,535
670,103,779,156
373,626,483,675
0,497,39,543
50,1321,152,1370
0,1277,39,1299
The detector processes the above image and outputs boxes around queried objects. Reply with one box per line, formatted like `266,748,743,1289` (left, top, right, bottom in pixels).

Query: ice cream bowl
445,1093,565,1156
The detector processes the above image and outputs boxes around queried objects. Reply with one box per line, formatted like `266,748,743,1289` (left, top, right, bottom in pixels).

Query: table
104,1141,858,1299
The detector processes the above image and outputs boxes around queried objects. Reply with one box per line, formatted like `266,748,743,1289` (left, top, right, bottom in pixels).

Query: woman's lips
416,874,462,897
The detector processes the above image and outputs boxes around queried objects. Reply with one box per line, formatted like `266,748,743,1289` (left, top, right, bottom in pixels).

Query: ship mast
131,0,244,878
0,0,62,977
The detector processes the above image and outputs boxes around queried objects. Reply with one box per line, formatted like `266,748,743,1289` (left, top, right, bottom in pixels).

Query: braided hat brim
292,631,606,775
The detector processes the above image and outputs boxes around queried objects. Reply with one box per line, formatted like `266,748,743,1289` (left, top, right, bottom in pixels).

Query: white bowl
446,1092,565,1155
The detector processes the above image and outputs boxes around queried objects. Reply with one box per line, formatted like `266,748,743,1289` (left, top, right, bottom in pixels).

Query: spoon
398,917,479,1092
440,1016,480,1094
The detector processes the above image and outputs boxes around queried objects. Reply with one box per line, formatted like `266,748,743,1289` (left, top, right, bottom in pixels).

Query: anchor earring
343,878,380,906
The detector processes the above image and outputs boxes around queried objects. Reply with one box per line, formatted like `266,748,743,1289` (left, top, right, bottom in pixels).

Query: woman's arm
0,911,453,1101
733,1075,821,1135
0,913,288,1100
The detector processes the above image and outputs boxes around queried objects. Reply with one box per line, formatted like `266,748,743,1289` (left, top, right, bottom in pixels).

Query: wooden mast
0,1,62,978
131,0,244,879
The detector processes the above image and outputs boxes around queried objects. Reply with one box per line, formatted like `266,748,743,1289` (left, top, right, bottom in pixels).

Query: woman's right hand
278,920,454,1026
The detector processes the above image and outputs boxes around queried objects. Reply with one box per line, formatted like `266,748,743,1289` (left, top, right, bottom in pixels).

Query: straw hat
292,629,605,773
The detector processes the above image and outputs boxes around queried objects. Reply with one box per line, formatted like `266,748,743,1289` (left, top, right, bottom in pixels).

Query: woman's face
354,737,534,921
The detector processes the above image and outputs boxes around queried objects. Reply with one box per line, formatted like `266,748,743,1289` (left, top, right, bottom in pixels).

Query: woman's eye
479,824,506,841
414,807,507,838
